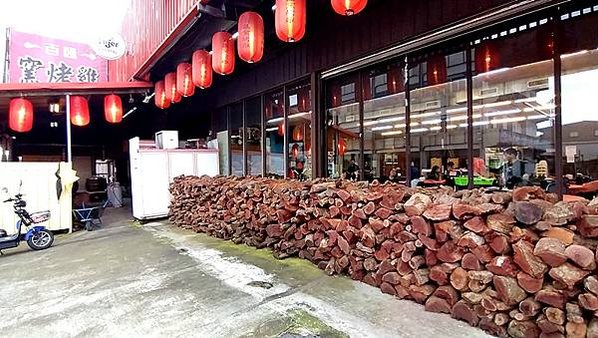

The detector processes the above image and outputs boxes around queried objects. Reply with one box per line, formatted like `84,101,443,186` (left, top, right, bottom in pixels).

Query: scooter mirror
1,187,7,194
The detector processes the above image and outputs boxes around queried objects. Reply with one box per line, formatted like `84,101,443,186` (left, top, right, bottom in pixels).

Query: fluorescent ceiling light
410,128,428,133
446,125,458,129
474,100,512,110
450,114,481,121
266,127,278,132
363,120,378,126
446,107,467,114
371,125,393,131
232,32,239,39
379,116,405,123
430,126,442,131
459,121,491,127
422,119,442,125
527,115,547,120
484,108,522,117
268,117,283,123
381,131,403,136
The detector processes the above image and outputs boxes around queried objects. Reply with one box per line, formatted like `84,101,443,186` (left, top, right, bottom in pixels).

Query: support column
66,94,72,163
466,45,475,190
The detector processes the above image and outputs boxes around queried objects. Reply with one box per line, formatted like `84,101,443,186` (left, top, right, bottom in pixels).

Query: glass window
560,6,598,190
327,75,360,179
265,89,285,178
409,49,469,188
472,17,555,191
287,82,312,180
213,107,229,175
230,103,244,176
362,62,407,184
245,97,262,176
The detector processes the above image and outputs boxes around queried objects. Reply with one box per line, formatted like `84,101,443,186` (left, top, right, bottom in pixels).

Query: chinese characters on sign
8,30,108,83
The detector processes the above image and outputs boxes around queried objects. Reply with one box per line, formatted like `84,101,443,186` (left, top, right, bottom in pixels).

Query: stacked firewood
169,175,598,338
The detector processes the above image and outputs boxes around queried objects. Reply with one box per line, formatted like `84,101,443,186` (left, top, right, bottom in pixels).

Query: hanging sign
8,29,108,83
91,33,126,60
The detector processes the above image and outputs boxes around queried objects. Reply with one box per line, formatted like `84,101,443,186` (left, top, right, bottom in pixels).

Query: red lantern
292,125,303,141
277,123,285,136
9,98,33,132
192,50,213,89
387,66,404,94
297,87,311,112
475,41,501,74
155,80,171,109
275,0,306,43
164,72,181,103
238,12,264,63
212,32,235,75
427,54,447,86
305,142,312,156
70,96,90,127
331,0,367,16
176,63,195,97
291,144,299,159
330,84,342,108
338,138,347,157
104,94,123,123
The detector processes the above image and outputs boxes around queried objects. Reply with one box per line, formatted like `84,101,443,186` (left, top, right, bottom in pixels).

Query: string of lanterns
154,0,370,109
9,94,124,133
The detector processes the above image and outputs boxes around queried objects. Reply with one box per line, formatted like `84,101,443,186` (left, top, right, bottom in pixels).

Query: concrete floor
0,206,492,338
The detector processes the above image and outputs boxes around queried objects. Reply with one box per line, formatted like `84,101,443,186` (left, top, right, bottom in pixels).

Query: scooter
0,186,54,255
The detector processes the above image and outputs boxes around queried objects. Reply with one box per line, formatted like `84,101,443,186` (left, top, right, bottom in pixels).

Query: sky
0,0,130,43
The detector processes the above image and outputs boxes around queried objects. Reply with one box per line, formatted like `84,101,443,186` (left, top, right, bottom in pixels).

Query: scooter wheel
27,229,54,250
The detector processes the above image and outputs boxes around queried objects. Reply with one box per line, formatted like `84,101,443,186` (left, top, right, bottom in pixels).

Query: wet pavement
0,206,491,338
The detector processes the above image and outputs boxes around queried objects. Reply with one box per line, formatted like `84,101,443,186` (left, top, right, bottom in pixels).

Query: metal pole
66,94,72,163
466,45,475,190
283,86,289,179
242,100,247,176
260,95,266,177
404,57,412,185
552,12,563,200
357,71,365,181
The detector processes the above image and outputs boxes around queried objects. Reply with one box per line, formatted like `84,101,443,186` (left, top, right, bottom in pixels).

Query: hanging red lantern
330,84,342,108
9,98,33,133
387,66,404,94
305,142,312,156
192,50,213,89
275,0,306,43
154,80,171,109
297,87,311,112
104,94,123,123
331,0,367,16
291,144,299,159
427,54,447,86
176,63,195,97
70,96,90,127
338,138,347,157
212,32,235,75
292,125,304,141
277,123,285,136
238,12,264,63
164,72,181,103
475,41,501,74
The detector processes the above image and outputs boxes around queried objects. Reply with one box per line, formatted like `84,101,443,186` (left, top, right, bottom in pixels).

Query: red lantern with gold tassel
164,72,181,103
331,0,367,16
104,94,123,123
277,123,285,137
387,65,404,94
297,86,311,112
426,54,447,86
212,32,235,75
275,0,306,43
292,125,303,141
176,63,195,97
291,143,299,159
9,98,33,132
475,41,501,74
192,50,213,89
155,80,170,109
238,12,264,63
338,138,347,157
70,96,90,127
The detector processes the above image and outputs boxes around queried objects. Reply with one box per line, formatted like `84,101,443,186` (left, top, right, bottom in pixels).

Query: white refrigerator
129,137,219,220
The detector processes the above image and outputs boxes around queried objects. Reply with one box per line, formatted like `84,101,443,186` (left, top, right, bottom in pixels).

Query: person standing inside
502,148,524,189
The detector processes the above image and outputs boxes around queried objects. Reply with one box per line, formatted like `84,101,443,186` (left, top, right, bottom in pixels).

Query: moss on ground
242,309,348,338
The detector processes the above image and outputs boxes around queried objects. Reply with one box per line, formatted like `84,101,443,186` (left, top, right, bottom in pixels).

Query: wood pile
169,175,598,338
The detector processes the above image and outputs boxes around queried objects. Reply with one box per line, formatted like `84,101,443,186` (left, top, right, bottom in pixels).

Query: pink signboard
8,30,108,83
